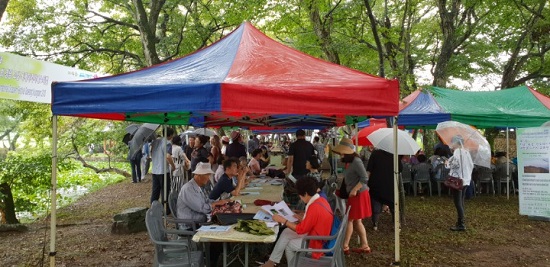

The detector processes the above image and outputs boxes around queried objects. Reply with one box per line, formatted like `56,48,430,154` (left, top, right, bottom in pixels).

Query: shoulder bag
444,149,464,190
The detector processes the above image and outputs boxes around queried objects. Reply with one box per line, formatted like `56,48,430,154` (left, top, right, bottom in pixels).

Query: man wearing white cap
177,162,229,267
177,162,229,222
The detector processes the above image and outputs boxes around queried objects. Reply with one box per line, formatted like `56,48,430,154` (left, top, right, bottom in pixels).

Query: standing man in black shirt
225,130,247,159
285,129,315,180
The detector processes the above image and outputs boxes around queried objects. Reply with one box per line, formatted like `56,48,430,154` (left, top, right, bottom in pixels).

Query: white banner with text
517,127,550,217
0,52,98,103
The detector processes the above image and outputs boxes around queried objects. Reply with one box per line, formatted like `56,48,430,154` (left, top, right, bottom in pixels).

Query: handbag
444,176,463,190
337,179,349,199
444,148,465,191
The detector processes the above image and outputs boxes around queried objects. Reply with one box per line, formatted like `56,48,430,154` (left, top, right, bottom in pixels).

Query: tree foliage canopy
1,0,548,92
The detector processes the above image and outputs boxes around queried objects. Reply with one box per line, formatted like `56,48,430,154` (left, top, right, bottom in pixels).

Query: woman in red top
261,176,333,267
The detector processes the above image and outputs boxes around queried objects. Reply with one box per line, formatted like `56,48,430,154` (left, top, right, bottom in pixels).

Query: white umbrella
367,128,420,155
435,121,491,168
192,128,217,137
181,130,196,137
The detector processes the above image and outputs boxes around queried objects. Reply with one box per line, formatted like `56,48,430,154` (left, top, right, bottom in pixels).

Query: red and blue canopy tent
357,88,451,128
49,22,400,265
52,22,399,129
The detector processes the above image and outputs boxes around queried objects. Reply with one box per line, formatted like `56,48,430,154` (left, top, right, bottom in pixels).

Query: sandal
343,246,350,255
351,246,372,254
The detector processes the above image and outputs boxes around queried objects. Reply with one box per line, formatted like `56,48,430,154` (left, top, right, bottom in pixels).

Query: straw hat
230,130,241,141
192,162,215,175
332,137,355,155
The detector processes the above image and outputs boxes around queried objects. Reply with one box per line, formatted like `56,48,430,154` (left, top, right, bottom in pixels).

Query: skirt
347,189,372,220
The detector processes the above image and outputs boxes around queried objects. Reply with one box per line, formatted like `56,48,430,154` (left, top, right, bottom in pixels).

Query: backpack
314,202,341,256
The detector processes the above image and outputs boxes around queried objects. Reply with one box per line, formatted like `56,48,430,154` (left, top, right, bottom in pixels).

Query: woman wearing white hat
332,137,372,255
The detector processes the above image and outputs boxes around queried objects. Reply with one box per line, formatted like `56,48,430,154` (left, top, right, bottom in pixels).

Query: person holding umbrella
127,136,142,183
332,137,372,255
150,127,176,205
367,148,403,231
446,135,474,231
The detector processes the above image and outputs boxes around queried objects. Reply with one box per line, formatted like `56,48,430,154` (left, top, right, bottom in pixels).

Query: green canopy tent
430,85,550,128
430,85,550,199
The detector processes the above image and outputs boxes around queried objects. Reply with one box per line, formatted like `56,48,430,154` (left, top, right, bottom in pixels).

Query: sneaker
450,225,466,231
373,222,378,231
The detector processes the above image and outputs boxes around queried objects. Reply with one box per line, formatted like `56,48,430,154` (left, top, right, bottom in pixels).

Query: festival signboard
0,52,98,103
517,127,550,217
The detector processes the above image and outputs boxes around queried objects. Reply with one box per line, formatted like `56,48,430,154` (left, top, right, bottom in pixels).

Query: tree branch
86,9,139,31
69,129,130,177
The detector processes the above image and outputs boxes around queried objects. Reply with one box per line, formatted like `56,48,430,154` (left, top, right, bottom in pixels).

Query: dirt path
1,177,153,267
1,177,550,266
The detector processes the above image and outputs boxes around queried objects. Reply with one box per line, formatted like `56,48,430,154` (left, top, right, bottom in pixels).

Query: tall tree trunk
363,0,385,77
8,132,18,151
0,0,9,22
132,0,164,66
0,183,19,224
433,0,479,87
307,0,340,64
433,0,459,87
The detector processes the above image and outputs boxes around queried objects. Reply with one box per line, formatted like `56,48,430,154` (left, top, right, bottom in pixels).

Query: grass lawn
344,194,550,267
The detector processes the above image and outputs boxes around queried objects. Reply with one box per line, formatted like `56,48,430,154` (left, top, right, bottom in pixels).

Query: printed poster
517,127,550,216
0,52,99,103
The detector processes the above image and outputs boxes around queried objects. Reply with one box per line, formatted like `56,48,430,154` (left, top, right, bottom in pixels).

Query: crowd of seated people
398,144,518,196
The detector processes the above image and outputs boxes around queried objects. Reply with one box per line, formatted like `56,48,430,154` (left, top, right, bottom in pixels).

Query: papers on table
197,225,231,232
245,186,263,190
240,191,260,195
253,211,279,228
253,210,273,221
262,201,298,222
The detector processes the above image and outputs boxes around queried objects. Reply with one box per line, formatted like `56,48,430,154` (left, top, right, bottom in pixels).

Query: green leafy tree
496,1,550,90
0,152,56,224
0,100,20,153
1,0,269,72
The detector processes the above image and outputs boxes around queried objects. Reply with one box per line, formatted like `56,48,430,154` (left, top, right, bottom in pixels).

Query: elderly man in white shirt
177,162,229,266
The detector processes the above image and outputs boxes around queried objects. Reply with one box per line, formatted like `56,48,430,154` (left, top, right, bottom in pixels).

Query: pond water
16,186,89,222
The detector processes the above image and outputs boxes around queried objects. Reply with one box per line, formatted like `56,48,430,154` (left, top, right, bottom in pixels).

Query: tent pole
354,123,359,153
506,127,510,200
163,124,167,222
393,116,400,265
50,115,58,267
